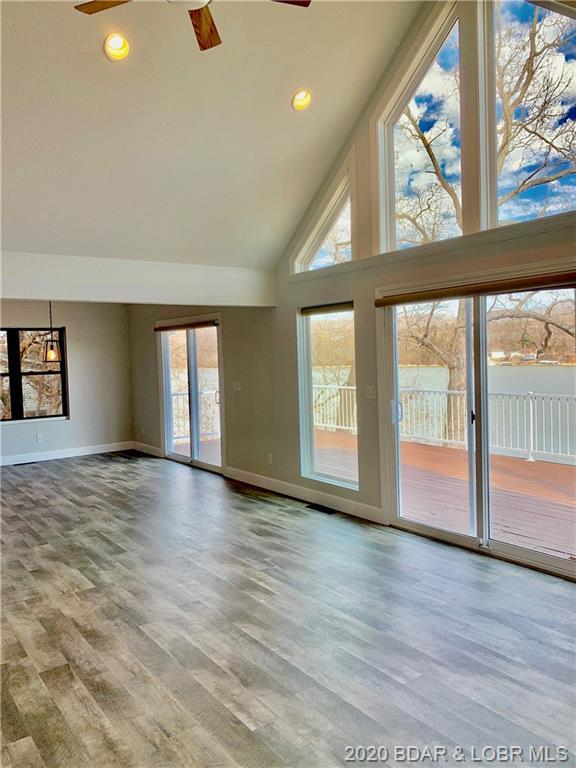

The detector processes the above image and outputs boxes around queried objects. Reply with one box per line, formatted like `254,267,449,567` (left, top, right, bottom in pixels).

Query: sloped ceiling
2,0,421,269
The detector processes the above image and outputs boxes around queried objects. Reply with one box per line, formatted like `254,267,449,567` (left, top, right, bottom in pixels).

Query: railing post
526,392,535,462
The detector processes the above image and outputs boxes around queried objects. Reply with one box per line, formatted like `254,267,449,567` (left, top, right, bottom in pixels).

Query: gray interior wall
0,301,133,458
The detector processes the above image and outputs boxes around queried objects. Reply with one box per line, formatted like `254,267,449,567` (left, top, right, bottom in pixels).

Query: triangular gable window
306,196,352,271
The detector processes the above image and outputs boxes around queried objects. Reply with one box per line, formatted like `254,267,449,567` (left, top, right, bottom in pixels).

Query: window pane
22,374,63,418
395,299,475,536
496,1,576,223
486,288,576,559
166,330,191,458
0,331,8,373
307,198,352,271
1,376,11,420
194,326,222,467
393,23,461,249
19,330,60,372
307,310,358,485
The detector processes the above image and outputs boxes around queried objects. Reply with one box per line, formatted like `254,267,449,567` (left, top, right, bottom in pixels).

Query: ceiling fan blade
74,0,131,14
271,0,312,6
189,5,222,51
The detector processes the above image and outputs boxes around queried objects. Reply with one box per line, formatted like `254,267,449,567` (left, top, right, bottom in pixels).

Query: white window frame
290,148,358,273
297,305,359,491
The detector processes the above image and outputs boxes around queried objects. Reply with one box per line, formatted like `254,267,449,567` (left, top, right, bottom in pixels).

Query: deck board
313,430,575,561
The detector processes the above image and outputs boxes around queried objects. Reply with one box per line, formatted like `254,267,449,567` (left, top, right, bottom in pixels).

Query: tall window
0,329,68,421
495,1,576,223
392,22,462,249
299,305,358,487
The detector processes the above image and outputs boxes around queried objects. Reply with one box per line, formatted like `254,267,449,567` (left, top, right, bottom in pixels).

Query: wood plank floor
1,452,575,768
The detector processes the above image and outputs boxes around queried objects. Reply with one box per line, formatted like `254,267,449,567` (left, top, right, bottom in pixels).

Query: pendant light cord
49,301,53,331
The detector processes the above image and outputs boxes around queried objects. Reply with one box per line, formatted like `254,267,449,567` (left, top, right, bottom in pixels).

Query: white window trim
297,308,359,491
290,147,358,274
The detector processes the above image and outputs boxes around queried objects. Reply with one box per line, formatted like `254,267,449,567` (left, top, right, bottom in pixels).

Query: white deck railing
399,388,575,460
173,386,575,462
172,391,220,442
313,384,357,433
310,385,575,462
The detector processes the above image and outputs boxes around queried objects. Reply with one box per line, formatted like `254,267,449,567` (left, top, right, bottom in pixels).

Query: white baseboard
1,445,383,526
132,442,164,458
224,466,385,525
0,441,134,467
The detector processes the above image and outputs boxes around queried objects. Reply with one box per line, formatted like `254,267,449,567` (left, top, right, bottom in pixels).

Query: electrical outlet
36,433,43,444
266,453,273,466
366,385,376,400
233,381,242,392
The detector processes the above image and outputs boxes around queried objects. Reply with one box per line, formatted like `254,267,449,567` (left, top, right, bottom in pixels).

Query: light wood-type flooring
1,451,575,767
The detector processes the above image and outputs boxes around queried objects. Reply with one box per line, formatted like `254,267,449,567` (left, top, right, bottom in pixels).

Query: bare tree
495,7,576,212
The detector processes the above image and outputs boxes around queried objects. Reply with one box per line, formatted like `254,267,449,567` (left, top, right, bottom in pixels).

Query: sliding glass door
389,288,575,572
484,288,575,563
163,322,223,470
393,299,476,537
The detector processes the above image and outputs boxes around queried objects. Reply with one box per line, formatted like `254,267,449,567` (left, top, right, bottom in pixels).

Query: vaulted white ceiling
2,0,421,272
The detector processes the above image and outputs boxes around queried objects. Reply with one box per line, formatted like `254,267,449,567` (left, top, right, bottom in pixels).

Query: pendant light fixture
43,301,61,363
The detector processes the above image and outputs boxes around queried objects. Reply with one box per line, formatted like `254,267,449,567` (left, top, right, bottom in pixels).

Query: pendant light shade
43,301,61,363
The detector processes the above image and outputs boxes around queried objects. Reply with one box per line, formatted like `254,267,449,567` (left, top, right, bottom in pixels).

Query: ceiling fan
74,0,311,51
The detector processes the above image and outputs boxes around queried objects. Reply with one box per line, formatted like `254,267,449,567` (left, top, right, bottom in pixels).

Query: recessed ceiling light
104,33,130,61
292,89,312,112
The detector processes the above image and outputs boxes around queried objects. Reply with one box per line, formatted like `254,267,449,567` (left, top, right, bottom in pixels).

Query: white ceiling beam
0,252,277,307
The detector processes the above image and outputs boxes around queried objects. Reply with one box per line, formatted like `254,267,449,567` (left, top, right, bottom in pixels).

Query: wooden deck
314,429,575,561
172,439,221,466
